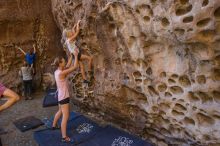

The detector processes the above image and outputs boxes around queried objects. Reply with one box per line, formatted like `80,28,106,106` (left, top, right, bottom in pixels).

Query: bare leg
52,105,62,127
60,103,70,138
80,54,93,71
0,89,20,112
89,56,93,71
79,61,86,80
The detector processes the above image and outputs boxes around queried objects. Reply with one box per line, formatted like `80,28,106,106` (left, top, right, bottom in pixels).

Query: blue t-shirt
25,53,36,65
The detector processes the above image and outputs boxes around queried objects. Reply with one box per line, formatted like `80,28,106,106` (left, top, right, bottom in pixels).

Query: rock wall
52,0,220,145
0,0,62,91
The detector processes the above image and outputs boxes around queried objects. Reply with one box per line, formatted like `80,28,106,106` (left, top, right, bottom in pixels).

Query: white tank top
66,39,77,54
54,69,70,101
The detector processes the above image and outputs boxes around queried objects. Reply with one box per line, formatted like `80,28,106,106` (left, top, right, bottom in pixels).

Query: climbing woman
0,83,20,112
62,20,93,84
52,48,79,143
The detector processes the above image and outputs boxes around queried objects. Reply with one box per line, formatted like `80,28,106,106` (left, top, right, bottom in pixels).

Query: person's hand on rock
77,20,81,25
102,1,113,11
106,2,113,7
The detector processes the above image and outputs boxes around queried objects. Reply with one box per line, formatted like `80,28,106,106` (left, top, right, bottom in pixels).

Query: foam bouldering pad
34,129,70,146
35,112,102,146
13,116,44,132
42,112,81,129
35,112,153,146
78,125,153,146
42,88,58,107
65,115,104,144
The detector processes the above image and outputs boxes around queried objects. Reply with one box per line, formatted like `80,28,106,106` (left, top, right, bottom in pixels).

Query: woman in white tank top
52,49,79,143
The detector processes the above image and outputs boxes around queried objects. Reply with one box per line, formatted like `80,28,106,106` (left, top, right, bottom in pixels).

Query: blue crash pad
13,116,44,132
34,112,103,146
78,125,153,146
34,112,152,146
42,88,58,107
65,115,104,144
42,112,81,128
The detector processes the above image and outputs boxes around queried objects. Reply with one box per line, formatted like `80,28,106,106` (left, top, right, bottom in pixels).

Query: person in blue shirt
16,44,36,74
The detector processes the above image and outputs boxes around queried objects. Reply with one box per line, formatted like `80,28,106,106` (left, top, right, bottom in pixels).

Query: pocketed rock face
0,0,62,91
52,0,220,145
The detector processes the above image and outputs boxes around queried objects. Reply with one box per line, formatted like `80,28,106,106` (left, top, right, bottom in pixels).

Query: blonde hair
61,29,71,44
63,29,71,39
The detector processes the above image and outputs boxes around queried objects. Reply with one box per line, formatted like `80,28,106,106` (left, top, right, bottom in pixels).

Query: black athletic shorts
58,98,70,105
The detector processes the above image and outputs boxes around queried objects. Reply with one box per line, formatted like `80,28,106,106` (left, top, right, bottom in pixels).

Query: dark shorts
0,83,6,97
58,98,70,105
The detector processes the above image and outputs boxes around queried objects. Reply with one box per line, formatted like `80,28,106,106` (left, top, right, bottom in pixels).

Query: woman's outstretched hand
77,20,81,25
76,20,81,31
101,2,113,12
106,2,112,7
